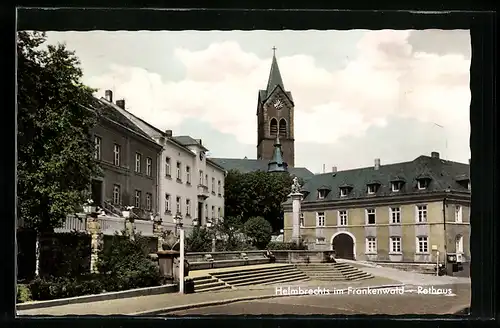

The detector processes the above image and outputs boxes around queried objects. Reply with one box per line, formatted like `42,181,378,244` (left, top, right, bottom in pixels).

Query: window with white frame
113,144,121,166
390,237,402,253
205,204,208,220
199,170,203,185
176,196,181,214
316,212,325,227
113,184,120,205
366,237,377,253
218,207,222,218
340,187,348,197
135,153,142,173
146,193,152,211
186,199,191,216
367,184,377,194
318,190,326,199
390,207,401,224
366,209,376,225
455,235,464,254
212,177,215,193
417,179,429,190
455,205,463,222
186,166,191,184
134,190,141,208
146,158,152,177
416,205,428,223
299,213,304,227
416,236,429,253
165,157,171,177
391,181,402,192
165,193,171,213
205,174,208,186
211,206,215,218
176,162,182,180
338,210,348,226
218,180,221,195
94,136,101,160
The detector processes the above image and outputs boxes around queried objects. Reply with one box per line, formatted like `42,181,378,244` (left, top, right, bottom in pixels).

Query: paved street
167,283,470,315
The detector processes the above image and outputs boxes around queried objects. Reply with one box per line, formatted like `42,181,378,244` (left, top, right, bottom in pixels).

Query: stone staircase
210,264,309,287
191,275,232,293
296,263,373,281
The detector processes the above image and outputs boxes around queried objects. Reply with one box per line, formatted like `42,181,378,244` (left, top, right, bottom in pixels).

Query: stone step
196,284,233,293
194,280,227,290
225,269,307,285
209,265,294,276
232,271,309,287
192,276,216,283
212,267,298,280
261,276,311,285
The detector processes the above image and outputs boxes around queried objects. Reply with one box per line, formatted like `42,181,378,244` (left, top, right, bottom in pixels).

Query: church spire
267,135,288,173
266,47,285,96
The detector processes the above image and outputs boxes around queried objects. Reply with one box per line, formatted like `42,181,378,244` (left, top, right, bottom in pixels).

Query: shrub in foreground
28,274,104,301
16,284,32,303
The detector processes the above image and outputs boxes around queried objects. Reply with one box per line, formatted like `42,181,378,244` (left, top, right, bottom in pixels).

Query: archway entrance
332,233,355,260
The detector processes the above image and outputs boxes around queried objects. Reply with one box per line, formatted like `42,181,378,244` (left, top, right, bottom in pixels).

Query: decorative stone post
289,177,302,245
153,215,164,251
86,215,103,274
122,208,135,240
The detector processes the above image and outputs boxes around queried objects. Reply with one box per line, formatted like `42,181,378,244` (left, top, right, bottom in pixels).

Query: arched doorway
331,232,356,260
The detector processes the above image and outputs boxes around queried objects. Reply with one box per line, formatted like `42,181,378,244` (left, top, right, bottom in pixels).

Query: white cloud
85,30,470,150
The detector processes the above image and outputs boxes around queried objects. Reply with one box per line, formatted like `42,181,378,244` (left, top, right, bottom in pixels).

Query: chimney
431,151,440,159
374,158,380,170
332,166,337,173
116,99,125,109
165,130,172,137
105,90,113,102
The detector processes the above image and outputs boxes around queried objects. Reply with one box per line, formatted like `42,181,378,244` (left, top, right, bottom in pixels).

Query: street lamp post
206,220,216,252
174,213,184,294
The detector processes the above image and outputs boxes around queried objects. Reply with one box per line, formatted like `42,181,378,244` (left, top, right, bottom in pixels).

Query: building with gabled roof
283,152,470,268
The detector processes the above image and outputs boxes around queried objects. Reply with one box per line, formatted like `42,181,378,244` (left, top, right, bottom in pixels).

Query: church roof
209,157,314,180
284,155,470,205
266,53,285,96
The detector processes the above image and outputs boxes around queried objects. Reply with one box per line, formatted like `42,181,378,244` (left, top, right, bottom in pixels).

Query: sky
45,30,471,173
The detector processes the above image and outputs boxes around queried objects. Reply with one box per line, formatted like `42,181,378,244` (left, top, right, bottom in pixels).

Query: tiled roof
297,155,470,203
209,157,315,180
172,136,208,151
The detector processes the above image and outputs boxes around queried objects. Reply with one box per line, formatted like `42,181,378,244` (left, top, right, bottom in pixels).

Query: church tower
256,48,295,168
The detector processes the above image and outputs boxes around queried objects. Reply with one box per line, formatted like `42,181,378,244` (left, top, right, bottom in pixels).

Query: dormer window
391,182,402,192
417,179,429,190
367,184,377,194
455,174,470,191
340,187,348,197
317,185,331,200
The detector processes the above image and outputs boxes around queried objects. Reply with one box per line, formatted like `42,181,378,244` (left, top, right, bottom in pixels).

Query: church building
210,49,314,181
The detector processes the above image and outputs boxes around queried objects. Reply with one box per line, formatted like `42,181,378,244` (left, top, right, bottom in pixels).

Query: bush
17,284,32,303
98,231,162,291
243,217,272,249
185,227,212,252
267,241,308,250
28,274,104,301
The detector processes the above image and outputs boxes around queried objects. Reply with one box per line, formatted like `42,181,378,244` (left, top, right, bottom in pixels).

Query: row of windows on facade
165,157,223,196
164,194,222,220
111,185,153,211
355,235,464,255
94,137,154,177
301,204,464,227
317,179,470,200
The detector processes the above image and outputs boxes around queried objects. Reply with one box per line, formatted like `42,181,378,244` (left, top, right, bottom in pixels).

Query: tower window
270,118,278,136
279,119,287,137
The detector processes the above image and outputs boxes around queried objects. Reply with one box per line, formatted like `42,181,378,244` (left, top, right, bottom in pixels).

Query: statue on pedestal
291,176,301,194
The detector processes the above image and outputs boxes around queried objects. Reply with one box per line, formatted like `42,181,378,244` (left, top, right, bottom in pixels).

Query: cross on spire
272,46,277,56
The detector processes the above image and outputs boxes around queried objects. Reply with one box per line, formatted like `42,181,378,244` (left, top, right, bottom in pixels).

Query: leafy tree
243,217,272,249
17,31,102,233
224,170,297,232
185,226,212,252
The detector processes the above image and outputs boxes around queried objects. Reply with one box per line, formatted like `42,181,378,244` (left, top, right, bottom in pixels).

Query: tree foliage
17,31,102,232
185,226,213,252
243,217,272,249
223,170,296,232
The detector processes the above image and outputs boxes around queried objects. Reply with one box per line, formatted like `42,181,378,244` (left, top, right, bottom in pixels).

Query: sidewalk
17,276,400,316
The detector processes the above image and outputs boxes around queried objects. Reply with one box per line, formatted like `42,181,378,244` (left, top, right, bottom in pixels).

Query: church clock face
273,97,284,109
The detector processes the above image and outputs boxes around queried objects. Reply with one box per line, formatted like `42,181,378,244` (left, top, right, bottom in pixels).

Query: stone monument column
86,215,103,273
153,216,164,251
289,177,302,245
